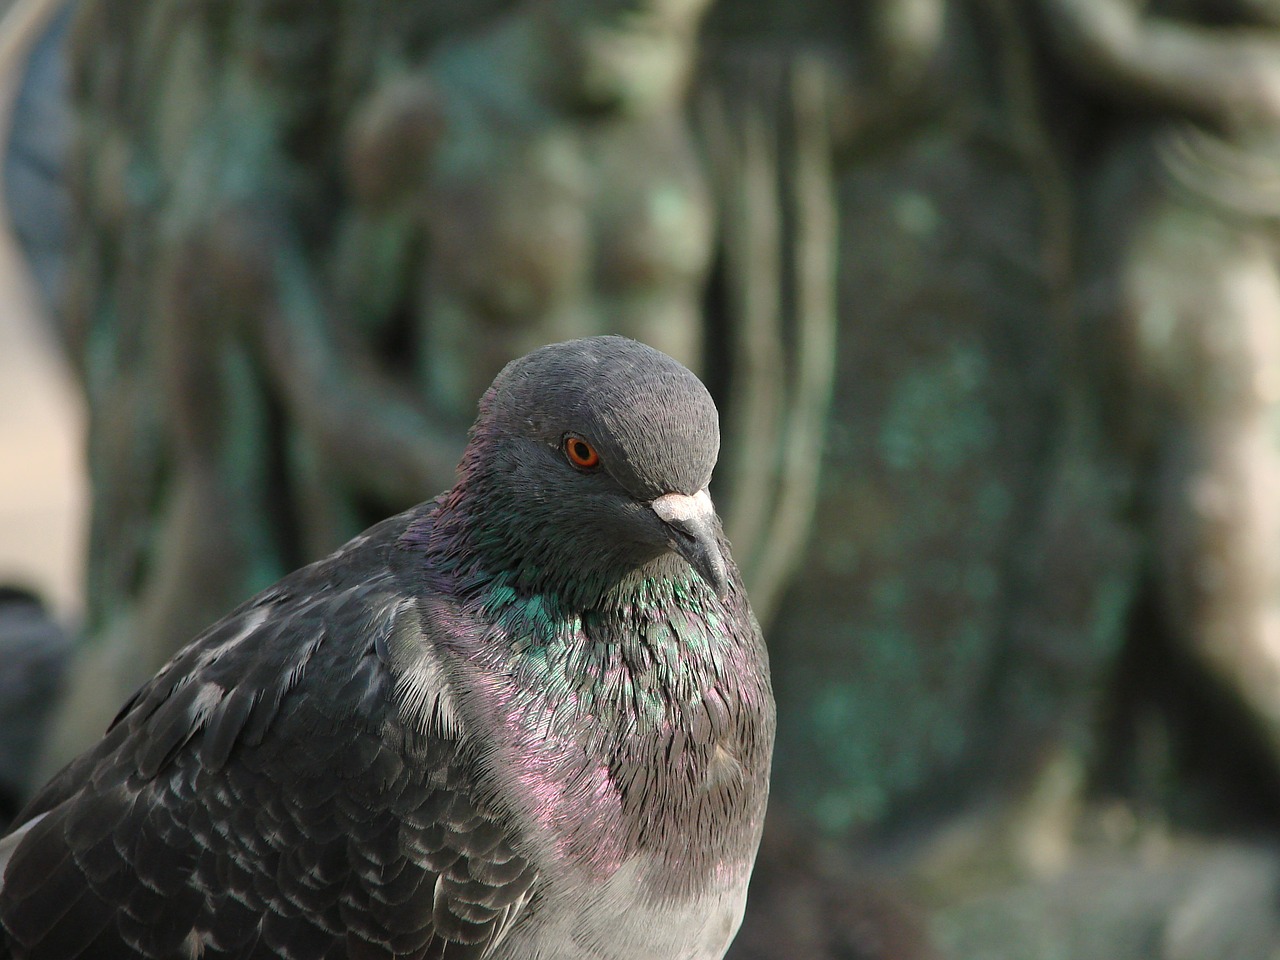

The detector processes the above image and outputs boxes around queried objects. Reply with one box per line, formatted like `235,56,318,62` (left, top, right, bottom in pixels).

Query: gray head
448,336,729,604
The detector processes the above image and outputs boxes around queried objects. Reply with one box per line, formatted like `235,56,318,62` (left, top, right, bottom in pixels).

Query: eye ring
564,436,601,470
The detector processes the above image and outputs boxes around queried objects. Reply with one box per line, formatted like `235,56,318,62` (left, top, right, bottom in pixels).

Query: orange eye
564,436,601,470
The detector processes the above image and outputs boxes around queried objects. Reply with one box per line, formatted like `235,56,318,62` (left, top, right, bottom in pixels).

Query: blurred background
5,0,1280,956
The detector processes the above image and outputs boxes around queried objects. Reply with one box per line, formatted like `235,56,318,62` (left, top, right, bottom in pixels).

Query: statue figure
342,0,716,422
1044,0,1280,767
39,0,734,774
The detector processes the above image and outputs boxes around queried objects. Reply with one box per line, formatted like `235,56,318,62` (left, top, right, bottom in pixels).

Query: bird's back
0,505,538,959
0,499,773,960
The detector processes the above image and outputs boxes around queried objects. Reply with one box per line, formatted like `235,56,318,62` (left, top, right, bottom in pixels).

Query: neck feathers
458,567,772,895
402,473,773,895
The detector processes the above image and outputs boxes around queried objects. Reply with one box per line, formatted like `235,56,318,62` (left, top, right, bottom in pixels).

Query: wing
0,509,538,959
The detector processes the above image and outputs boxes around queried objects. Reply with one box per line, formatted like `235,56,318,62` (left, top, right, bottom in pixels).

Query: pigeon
0,336,775,960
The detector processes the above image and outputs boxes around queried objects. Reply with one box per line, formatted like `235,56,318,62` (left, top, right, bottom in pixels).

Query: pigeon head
439,336,729,607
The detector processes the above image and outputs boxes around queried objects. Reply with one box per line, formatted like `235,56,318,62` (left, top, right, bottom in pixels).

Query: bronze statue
41,0,733,775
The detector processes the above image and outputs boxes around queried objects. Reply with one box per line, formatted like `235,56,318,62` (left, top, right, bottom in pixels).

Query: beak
652,488,729,597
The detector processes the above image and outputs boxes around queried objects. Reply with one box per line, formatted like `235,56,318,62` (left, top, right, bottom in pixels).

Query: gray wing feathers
0,513,538,959
0,812,45,890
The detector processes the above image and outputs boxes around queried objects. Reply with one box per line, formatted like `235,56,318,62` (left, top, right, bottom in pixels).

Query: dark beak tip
710,571,730,599
672,533,729,598
652,490,729,597
705,555,730,598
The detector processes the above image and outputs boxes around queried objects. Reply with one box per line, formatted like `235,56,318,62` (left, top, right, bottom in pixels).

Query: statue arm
1042,0,1280,127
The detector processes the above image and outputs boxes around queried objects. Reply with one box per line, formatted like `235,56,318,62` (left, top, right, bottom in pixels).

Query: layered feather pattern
0,337,773,960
